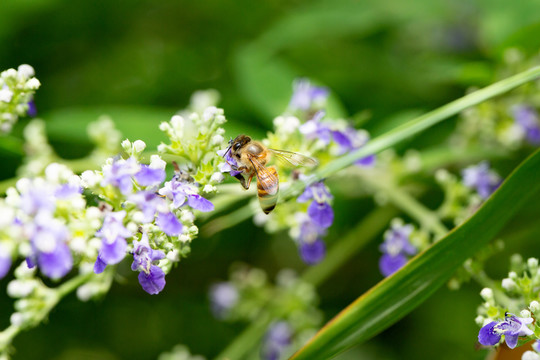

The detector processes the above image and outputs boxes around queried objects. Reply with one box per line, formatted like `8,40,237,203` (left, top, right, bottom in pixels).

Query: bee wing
268,148,318,167
247,154,279,193
248,154,279,214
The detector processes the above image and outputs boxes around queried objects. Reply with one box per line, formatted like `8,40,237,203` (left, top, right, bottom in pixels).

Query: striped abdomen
256,166,279,214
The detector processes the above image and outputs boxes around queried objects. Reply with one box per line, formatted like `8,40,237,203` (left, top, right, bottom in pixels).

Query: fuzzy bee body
225,134,317,214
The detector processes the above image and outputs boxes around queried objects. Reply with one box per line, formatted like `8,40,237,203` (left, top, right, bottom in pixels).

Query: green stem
0,134,24,156
213,313,273,360
361,175,448,238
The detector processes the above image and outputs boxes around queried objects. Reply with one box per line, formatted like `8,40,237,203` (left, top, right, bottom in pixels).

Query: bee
224,134,318,214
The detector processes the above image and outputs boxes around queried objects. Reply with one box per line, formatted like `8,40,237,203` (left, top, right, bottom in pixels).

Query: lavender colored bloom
332,128,375,167
478,313,534,349
131,233,166,294
27,99,37,117
379,222,416,277
27,212,73,279
297,180,332,204
299,111,332,145
94,256,107,274
94,211,132,271
307,201,333,229
217,148,241,177
462,161,501,199
38,243,73,279
135,165,166,187
0,245,12,279
54,183,82,199
512,105,540,145
261,321,293,360
299,238,326,265
159,176,214,212
379,253,408,277
138,266,166,295
101,157,140,194
156,211,183,236
209,282,239,318
129,190,167,223
20,184,56,215
289,78,329,111
187,194,214,212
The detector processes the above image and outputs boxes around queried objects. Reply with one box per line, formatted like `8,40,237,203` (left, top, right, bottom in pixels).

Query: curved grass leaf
290,148,540,360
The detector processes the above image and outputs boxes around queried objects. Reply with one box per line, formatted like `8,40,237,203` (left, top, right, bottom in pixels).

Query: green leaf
290,151,540,359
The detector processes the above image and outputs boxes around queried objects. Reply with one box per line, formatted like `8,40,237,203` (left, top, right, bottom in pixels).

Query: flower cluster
159,101,228,194
453,49,540,150
0,65,40,133
217,79,374,265
1,163,100,280
292,181,334,264
476,256,540,352
436,161,502,225
378,220,418,277
83,139,214,294
209,266,322,359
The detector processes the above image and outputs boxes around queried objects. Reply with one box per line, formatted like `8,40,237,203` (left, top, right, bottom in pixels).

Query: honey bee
224,134,318,214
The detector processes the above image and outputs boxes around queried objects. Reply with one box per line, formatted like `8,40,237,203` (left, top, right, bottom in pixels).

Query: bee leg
234,173,250,190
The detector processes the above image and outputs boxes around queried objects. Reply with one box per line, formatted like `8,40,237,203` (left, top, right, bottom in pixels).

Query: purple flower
209,282,239,319
378,222,416,277
332,128,375,167
27,212,73,279
135,165,166,187
217,148,241,177
156,211,183,236
129,191,167,223
299,111,332,145
101,157,140,195
27,99,37,117
37,243,73,279
379,253,408,277
307,201,334,229
20,183,56,215
512,105,540,145
289,78,329,111
159,176,214,212
0,245,12,279
478,313,534,349
54,183,82,199
299,238,326,265
462,162,501,199
94,211,132,272
261,321,293,360
131,233,166,294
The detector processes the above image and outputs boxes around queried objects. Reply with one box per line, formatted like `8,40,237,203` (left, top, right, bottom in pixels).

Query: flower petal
99,237,127,265
138,265,166,294
307,201,334,229
299,238,326,265
187,194,214,212
156,212,183,236
379,253,408,277
38,243,73,279
478,321,501,346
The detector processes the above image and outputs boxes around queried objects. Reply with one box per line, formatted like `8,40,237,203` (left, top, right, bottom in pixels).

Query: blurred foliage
1,0,540,359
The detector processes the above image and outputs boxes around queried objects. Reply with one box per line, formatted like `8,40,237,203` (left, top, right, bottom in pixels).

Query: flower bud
480,288,494,301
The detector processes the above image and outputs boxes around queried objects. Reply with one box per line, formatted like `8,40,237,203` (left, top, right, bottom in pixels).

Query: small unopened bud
480,288,494,301
121,139,132,152
502,278,517,291
528,258,539,271
530,301,540,313
520,309,532,319
133,140,146,154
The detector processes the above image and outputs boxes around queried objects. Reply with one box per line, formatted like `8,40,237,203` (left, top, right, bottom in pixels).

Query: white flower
0,86,13,103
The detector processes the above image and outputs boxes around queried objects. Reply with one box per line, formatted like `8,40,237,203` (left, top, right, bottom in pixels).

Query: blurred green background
1,0,540,359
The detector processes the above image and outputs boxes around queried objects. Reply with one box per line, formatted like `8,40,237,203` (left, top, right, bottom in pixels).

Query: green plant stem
360,175,448,238
0,134,24,156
